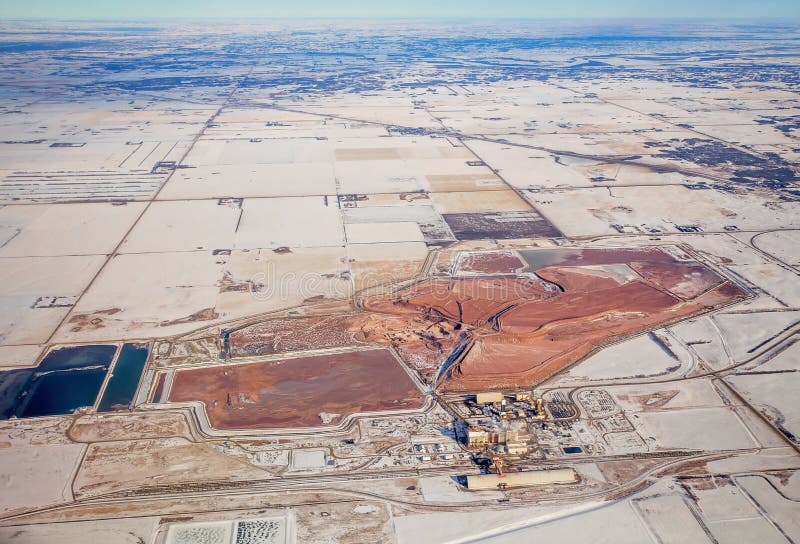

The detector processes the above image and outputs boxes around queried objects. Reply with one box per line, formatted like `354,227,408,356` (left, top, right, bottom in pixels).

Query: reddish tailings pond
169,349,424,430
364,247,746,391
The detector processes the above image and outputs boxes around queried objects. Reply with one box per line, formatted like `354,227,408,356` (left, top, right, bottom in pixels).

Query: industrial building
470,391,545,421
465,468,578,490
476,392,504,405
460,391,545,455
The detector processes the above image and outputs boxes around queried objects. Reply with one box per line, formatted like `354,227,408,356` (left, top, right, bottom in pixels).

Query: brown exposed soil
229,314,363,357
457,250,527,274
68,307,122,332
628,260,722,299
68,412,192,442
764,469,797,486
630,390,681,410
534,264,634,291
229,311,459,382
679,475,732,492
599,457,674,485
218,271,263,293
151,372,167,403
217,246,745,396
443,211,561,240
74,437,265,498
363,277,555,329
168,349,424,430
159,307,219,327
498,280,677,334
365,247,745,391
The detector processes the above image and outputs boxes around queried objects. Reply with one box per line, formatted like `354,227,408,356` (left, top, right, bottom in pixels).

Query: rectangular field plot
119,199,240,253
186,138,332,166
634,494,713,543
525,185,799,237
0,202,145,257
0,344,117,420
235,196,343,249
0,255,106,345
165,517,287,544
634,408,758,451
53,251,226,343
168,348,424,430
157,163,336,199
443,210,561,240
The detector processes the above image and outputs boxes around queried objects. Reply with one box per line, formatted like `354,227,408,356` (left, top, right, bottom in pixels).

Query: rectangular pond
97,343,149,412
0,344,117,419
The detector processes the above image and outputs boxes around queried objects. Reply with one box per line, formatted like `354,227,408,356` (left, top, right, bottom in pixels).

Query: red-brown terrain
363,247,746,391
217,247,746,403
168,349,425,429
456,250,527,274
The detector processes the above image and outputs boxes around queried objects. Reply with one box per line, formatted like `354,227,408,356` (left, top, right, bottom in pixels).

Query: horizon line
3,15,800,22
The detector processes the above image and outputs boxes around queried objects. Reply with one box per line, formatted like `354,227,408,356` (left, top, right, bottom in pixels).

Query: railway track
0,448,754,526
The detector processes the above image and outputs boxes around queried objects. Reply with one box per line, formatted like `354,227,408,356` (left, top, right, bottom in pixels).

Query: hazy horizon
1,0,798,21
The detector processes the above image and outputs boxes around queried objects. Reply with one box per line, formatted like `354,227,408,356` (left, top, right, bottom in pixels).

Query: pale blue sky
0,0,798,20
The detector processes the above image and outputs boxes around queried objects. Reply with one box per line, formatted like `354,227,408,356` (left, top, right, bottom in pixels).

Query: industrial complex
0,16,798,544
